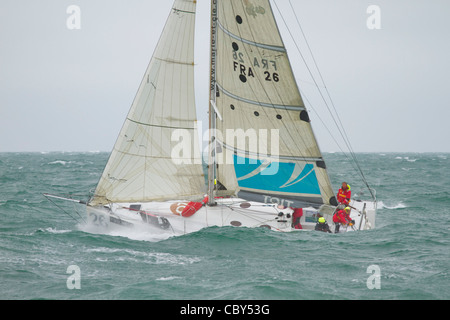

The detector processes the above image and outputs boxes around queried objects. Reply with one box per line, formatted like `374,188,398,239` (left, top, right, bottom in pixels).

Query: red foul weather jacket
333,210,353,225
337,186,351,205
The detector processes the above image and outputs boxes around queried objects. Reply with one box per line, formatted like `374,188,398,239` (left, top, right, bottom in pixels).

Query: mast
207,0,218,206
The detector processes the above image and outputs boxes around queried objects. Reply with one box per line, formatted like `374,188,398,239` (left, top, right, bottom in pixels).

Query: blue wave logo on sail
233,155,321,195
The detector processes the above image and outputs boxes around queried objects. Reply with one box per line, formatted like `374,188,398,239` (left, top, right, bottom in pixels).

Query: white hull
86,198,376,236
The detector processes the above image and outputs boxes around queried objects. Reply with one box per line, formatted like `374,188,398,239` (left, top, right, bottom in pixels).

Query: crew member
333,207,354,233
315,217,332,233
292,208,303,229
337,182,351,206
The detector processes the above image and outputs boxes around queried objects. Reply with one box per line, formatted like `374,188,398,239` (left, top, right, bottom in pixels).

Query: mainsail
90,0,204,206
211,0,337,208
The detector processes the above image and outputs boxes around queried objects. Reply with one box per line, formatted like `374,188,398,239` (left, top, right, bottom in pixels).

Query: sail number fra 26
232,50,279,83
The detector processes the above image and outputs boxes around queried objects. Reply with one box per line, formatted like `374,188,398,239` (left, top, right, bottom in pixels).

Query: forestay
90,0,205,206
212,0,337,208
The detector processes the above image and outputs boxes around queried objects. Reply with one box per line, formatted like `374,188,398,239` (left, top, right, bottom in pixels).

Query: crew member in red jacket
337,182,351,205
292,208,303,229
333,207,354,233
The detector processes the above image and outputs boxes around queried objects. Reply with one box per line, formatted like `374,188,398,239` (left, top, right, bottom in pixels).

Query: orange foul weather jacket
337,186,351,205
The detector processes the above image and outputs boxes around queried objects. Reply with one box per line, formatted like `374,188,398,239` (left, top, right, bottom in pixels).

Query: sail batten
154,57,195,66
126,117,197,130
216,84,306,111
217,20,286,52
220,141,324,162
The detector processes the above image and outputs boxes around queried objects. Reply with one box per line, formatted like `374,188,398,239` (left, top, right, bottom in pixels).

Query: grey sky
1,0,449,153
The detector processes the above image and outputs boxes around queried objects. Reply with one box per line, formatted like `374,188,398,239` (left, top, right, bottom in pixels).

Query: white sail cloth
90,0,205,206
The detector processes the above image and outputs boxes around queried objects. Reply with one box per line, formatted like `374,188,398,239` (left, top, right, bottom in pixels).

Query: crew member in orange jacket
333,207,354,233
337,182,351,205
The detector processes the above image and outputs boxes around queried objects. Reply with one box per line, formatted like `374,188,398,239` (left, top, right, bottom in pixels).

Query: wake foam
77,222,175,243
38,227,72,234
377,201,406,210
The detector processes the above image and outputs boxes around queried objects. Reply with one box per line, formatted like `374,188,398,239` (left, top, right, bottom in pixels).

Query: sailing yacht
47,0,377,235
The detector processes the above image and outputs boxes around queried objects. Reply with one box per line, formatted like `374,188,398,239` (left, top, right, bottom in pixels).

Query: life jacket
337,185,351,204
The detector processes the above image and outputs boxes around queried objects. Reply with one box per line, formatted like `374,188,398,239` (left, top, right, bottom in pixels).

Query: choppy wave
85,247,201,265
47,160,70,166
35,227,73,234
156,276,183,281
377,201,407,210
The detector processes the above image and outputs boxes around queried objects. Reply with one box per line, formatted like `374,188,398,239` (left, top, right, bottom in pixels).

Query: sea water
0,152,449,301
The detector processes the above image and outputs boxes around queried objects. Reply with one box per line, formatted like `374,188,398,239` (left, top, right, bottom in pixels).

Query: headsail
211,0,337,208
90,0,204,206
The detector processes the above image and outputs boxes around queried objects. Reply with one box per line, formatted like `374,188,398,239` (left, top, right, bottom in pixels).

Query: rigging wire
288,0,375,200
273,0,375,200
43,194,87,224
